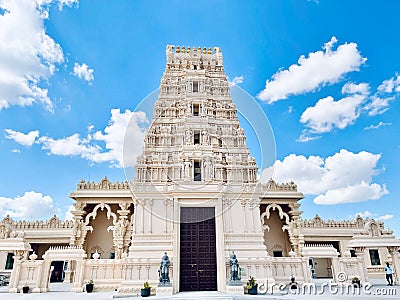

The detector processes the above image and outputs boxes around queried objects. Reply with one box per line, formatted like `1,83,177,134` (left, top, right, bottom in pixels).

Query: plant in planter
289,276,298,289
246,276,258,295
141,281,151,297
351,277,361,288
86,279,94,293
22,283,29,294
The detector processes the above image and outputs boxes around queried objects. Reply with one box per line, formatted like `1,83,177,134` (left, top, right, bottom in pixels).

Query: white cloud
355,210,375,218
364,95,395,116
58,0,78,10
352,210,394,221
4,129,39,146
377,214,393,221
91,109,148,167
11,149,21,153
257,37,367,103
0,0,65,111
73,62,94,83
296,133,321,143
64,205,74,220
260,149,388,205
363,74,400,116
314,182,387,205
39,133,99,157
0,191,60,219
300,82,369,134
229,75,244,86
377,74,400,93
7,109,148,168
364,121,392,130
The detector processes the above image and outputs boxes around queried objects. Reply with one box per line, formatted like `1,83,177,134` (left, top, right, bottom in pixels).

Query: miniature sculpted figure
158,252,171,285
185,129,192,144
201,130,209,145
204,158,213,180
229,251,240,281
183,159,192,180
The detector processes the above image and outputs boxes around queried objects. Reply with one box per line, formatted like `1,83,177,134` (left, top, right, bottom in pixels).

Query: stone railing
117,259,173,294
304,243,335,248
8,259,46,293
336,257,365,283
0,215,74,234
297,216,364,229
77,177,130,190
13,219,74,230
271,257,311,284
83,259,124,291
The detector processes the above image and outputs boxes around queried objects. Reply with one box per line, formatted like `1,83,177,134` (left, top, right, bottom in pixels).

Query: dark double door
179,207,217,292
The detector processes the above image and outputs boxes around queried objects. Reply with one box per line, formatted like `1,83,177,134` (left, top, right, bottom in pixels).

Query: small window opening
194,160,201,181
218,138,223,147
350,250,357,257
369,249,381,265
222,168,227,183
194,131,200,145
233,138,238,147
194,65,197,70
273,251,283,257
5,253,14,269
193,81,199,93
193,104,199,116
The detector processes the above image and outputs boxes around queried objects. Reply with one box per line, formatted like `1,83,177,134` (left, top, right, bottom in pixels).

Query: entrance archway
42,246,87,292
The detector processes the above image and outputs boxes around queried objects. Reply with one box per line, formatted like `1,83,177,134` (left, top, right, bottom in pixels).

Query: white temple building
0,45,399,294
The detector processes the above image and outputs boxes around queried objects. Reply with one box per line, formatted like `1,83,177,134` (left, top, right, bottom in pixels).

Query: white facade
0,45,399,294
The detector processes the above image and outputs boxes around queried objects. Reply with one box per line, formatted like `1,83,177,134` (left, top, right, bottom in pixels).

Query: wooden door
179,207,217,291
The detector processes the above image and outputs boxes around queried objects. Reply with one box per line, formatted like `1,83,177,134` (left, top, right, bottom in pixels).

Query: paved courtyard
0,280,398,299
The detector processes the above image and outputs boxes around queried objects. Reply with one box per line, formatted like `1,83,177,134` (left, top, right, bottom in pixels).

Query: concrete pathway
0,280,398,299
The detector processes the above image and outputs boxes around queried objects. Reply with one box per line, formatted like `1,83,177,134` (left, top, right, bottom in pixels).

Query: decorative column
163,199,170,234
222,198,233,233
69,202,87,246
114,202,130,258
63,260,73,283
388,246,400,285
147,200,154,234
354,247,369,283
240,199,247,233
8,251,24,293
249,199,259,233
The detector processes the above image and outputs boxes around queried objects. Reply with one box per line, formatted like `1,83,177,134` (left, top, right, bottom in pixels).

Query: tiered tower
124,45,274,293
134,45,258,184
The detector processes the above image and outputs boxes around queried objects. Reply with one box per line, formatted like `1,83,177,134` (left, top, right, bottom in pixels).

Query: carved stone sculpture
228,251,241,285
158,252,171,286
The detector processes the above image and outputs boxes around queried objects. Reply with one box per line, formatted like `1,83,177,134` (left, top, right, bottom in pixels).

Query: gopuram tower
121,45,275,293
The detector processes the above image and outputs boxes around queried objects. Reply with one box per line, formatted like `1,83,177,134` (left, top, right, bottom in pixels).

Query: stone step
172,292,233,299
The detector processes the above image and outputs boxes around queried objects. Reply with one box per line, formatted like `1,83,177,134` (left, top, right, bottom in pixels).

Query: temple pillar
388,246,400,285
354,247,369,283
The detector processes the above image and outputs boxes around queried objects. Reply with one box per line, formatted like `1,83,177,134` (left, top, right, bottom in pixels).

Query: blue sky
0,0,399,235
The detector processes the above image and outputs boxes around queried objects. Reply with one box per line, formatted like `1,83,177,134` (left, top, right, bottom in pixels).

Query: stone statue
204,158,213,180
185,130,192,144
158,252,171,285
183,159,192,180
201,130,209,145
229,251,241,282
